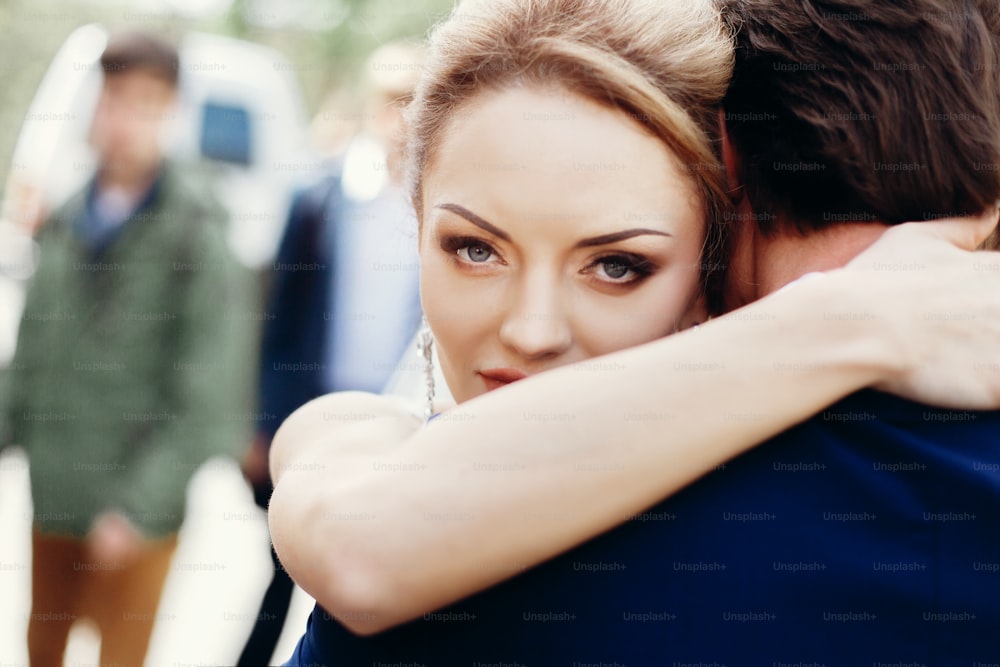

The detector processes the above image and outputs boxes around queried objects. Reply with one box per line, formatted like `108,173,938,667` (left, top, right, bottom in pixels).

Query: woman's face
419,86,708,403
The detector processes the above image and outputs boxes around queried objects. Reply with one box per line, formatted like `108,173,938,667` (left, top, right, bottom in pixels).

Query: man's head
361,41,427,180
88,31,180,177
721,0,1000,236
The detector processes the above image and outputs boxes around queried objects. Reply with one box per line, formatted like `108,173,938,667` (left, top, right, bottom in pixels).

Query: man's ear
718,108,743,195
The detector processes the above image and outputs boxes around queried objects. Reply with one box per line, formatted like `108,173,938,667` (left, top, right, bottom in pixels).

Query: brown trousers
28,529,178,667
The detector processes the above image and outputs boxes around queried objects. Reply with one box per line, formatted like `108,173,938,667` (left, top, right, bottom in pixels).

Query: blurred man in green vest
0,30,253,667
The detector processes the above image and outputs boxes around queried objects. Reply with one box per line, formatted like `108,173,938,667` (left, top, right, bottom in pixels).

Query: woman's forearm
269,269,903,634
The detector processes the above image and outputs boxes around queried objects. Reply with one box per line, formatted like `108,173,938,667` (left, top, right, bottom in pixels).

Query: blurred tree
225,0,454,116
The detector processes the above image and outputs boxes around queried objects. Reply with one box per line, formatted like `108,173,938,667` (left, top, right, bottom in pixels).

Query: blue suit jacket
257,175,340,441
287,390,1000,666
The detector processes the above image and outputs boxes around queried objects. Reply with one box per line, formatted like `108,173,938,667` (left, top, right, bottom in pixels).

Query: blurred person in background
0,31,253,667
236,40,425,666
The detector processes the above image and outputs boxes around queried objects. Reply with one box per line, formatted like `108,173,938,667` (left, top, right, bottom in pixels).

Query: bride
269,0,1000,662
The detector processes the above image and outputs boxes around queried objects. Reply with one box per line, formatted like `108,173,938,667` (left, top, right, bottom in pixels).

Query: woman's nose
498,275,573,360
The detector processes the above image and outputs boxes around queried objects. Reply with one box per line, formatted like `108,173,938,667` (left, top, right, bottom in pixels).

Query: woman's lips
478,368,528,391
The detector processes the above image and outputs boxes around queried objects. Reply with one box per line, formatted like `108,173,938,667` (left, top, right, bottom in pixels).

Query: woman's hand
836,209,1000,408
86,510,145,565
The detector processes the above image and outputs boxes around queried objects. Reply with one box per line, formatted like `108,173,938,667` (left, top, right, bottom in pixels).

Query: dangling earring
416,319,436,421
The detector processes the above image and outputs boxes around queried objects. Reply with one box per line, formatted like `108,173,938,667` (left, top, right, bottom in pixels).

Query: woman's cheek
420,258,491,399
578,272,696,353
424,262,480,337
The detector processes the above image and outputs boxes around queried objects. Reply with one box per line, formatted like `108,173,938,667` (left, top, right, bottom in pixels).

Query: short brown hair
406,0,735,311
100,31,180,87
720,0,1000,234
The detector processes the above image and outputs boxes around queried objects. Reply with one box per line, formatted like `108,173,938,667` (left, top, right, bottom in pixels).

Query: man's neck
724,215,890,308
96,160,161,199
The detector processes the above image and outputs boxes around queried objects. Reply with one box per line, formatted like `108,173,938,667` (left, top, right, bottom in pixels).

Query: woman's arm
270,216,1000,636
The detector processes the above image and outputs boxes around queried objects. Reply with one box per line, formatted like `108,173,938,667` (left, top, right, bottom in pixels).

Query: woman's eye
458,243,495,263
438,235,503,267
599,258,632,280
591,255,651,283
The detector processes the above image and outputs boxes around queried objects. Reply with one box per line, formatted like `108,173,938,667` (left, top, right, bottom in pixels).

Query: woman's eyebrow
574,228,674,247
435,203,674,247
435,203,511,241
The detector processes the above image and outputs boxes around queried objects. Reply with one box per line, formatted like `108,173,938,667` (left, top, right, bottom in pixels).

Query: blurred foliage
0,0,455,195
223,0,455,108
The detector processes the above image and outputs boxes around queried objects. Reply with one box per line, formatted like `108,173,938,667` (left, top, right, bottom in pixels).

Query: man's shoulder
276,171,342,257
768,390,1000,483
150,162,231,251
41,187,89,235
291,170,342,221
813,389,1000,430
157,161,224,217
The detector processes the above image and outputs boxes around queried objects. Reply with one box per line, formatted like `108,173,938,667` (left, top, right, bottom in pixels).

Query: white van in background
0,23,313,364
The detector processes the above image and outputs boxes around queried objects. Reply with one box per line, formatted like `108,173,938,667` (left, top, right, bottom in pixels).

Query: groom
607,2,1000,661
622,0,1000,661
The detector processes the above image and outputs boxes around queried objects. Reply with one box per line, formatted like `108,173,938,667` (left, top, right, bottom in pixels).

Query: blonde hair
406,0,735,310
